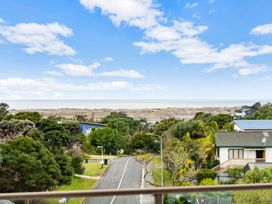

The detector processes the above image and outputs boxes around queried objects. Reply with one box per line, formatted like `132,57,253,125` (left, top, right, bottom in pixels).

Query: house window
228,149,244,159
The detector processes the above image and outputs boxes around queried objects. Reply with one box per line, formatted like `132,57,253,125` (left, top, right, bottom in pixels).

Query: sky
0,0,272,100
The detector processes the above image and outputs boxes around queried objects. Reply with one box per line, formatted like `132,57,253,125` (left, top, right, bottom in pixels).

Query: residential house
80,122,106,135
233,120,272,132
215,131,272,171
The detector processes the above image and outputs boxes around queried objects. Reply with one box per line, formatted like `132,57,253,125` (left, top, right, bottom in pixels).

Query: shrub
226,167,243,183
199,178,218,185
196,169,217,183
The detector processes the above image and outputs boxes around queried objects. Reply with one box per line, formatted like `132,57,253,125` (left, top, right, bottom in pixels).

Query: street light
97,146,104,164
156,135,164,187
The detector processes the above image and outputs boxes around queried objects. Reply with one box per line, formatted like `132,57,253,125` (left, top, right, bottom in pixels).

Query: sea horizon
1,99,271,110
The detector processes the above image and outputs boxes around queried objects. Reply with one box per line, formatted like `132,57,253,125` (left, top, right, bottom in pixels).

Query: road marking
109,157,131,204
140,167,144,204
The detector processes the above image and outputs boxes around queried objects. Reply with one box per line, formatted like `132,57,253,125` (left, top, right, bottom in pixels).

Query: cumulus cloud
104,56,113,61
99,69,144,78
0,22,76,56
55,63,96,76
0,77,166,98
44,71,64,76
251,23,272,35
185,2,198,9
0,18,5,24
80,0,272,76
79,0,163,29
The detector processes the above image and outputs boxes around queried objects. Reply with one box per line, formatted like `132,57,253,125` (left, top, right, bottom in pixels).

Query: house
233,120,272,132
80,122,106,135
215,131,272,170
234,106,254,119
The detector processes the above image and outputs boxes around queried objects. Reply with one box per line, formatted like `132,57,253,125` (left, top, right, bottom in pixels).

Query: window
228,149,244,159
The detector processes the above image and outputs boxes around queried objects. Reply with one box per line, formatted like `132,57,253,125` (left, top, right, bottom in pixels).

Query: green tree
196,169,217,183
0,137,60,192
153,117,179,135
7,112,42,123
0,119,35,141
102,112,150,136
210,114,233,129
0,103,9,121
37,118,71,148
54,153,74,184
130,131,159,153
71,152,85,174
89,127,124,154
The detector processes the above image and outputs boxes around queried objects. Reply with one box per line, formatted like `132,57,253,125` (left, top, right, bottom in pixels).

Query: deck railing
1,183,272,204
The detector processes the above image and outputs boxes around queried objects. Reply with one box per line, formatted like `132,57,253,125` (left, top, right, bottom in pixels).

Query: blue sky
0,0,272,99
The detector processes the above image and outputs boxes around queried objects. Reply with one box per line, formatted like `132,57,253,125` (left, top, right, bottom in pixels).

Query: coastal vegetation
1,102,272,203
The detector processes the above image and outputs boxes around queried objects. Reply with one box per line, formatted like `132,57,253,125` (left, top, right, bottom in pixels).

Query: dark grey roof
234,120,272,130
216,131,272,147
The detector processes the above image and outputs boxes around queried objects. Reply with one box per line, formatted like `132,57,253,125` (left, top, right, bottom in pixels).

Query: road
84,156,143,204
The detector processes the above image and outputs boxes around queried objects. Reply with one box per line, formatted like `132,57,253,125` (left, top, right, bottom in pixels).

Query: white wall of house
219,147,229,164
266,148,272,162
234,124,244,132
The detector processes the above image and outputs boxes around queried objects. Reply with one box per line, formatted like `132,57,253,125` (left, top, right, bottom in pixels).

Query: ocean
1,99,271,110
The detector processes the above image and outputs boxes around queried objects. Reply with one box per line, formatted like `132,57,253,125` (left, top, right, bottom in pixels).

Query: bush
164,194,188,204
196,169,217,183
199,178,218,185
202,159,220,169
226,167,243,183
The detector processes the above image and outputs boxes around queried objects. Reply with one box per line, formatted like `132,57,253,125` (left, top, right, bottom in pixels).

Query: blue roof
234,120,272,130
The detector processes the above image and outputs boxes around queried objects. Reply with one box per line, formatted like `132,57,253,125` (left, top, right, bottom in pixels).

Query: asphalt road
84,156,142,204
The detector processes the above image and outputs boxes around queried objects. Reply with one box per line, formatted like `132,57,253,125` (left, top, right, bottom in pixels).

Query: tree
163,139,195,185
210,114,233,129
54,153,74,184
0,137,60,192
37,118,71,149
89,127,124,154
71,152,85,174
0,103,9,121
102,112,150,136
153,117,180,135
130,131,159,153
196,169,217,183
7,112,42,123
0,119,35,142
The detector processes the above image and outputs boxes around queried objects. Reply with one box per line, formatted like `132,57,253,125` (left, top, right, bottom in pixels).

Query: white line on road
109,157,131,204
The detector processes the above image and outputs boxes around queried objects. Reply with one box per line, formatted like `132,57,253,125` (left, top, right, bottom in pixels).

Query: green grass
45,177,96,204
83,162,108,177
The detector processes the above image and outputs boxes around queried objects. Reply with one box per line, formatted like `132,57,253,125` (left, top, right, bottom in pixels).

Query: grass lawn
83,162,108,177
45,177,96,204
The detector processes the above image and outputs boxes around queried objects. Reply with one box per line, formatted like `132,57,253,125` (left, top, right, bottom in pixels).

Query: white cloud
80,0,272,76
104,56,113,61
99,69,144,78
0,22,76,56
251,23,272,35
0,18,5,24
79,0,163,29
44,70,64,76
55,63,96,76
185,2,198,9
0,77,165,98
89,62,101,69
208,0,215,4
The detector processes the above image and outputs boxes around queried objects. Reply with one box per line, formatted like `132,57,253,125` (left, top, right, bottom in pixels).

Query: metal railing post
154,193,163,204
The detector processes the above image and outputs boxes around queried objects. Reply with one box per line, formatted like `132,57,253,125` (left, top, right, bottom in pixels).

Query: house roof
79,121,106,127
234,120,272,130
216,131,272,147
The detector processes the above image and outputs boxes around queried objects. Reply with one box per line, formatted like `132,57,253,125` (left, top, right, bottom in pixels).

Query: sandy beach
11,106,238,123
